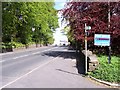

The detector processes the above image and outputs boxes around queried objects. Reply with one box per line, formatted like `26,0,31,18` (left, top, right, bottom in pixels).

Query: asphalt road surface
0,46,109,88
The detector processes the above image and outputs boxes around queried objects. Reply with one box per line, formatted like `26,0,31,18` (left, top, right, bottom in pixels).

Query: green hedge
2,42,25,49
88,55,120,83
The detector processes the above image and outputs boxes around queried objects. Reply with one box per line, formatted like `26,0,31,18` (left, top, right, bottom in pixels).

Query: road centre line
0,54,60,89
1,47,58,63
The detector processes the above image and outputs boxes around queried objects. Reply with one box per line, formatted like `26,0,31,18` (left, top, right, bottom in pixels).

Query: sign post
85,23,91,74
94,34,110,46
94,34,111,63
108,0,111,64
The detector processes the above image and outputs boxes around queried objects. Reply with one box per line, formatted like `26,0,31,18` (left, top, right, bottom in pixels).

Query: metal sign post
108,46,111,64
85,23,87,74
94,34,111,64
108,0,111,64
85,23,91,74
94,34,110,46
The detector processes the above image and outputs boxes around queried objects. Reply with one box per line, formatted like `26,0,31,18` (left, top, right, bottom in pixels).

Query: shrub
88,55,120,83
2,42,25,49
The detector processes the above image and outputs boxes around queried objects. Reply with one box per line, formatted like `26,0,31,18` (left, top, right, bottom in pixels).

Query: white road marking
0,55,59,89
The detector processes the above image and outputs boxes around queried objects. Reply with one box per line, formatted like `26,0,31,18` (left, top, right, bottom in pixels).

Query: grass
88,55,120,83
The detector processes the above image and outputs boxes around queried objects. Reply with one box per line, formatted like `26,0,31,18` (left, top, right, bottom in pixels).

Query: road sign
85,26,91,30
94,34,110,46
84,23,91,74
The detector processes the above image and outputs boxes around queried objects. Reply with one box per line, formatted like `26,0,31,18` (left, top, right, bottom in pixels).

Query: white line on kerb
0,55,59,89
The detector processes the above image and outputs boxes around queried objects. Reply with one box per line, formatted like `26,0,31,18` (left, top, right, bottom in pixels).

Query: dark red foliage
62,1,120,54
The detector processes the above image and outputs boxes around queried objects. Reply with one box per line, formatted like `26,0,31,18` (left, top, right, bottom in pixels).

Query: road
0,46,108,88
1,46,59,87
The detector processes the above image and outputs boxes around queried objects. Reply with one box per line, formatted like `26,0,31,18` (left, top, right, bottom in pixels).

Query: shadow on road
42,47,86,75
42,49,76,60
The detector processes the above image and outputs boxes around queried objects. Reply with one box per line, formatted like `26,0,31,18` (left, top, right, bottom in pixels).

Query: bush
2,42,25,49
88,55,120,83
28,42,35,46
10,42,25,48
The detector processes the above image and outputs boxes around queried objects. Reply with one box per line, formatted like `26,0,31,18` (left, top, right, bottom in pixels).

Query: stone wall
82,50,99,71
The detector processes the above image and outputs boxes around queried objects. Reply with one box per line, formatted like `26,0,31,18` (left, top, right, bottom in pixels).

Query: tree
2,2,18,43
2,2,59,49
62,1,120,54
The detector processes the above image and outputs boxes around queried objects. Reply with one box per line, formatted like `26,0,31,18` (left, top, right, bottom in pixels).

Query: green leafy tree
2,2,58,49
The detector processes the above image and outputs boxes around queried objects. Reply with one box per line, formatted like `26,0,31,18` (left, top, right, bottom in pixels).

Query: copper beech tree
61,1,120,54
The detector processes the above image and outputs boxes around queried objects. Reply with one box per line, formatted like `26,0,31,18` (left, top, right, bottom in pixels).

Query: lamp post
85,23,91,74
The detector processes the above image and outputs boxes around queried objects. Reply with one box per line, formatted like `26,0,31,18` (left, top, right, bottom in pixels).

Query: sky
54,1,66,10
53,0,68,45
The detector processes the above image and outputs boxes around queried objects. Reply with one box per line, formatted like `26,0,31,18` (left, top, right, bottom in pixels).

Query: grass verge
88,55,120,83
